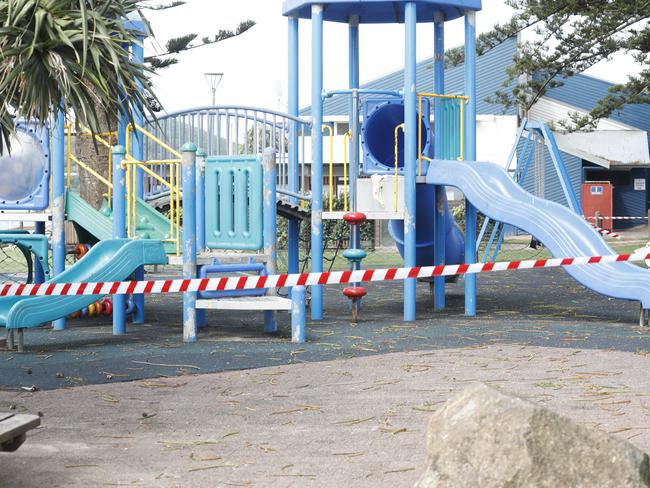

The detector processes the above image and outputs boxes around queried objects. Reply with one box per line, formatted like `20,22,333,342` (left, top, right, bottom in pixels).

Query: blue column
51,111,66,330
403,2,417,321
181,143,198,342
433,12,446,310
195,148,207,329
130,38,147,323
112,145,127,335
464,11,477,317
34,221,46,284
287,16,300,276
291,285,306,343
263,148,278,333
310,4,324,320
348,15,361,265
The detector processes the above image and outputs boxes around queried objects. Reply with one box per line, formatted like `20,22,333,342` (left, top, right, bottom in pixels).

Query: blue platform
282,0,481,23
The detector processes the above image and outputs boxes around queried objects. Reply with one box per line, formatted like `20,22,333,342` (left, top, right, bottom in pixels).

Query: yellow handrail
129,123,182,158
416,92,469,101
416,92,469,163
322,124,334,211
459,99,465,161
69,154,113,189
342,131,351,212
394,123,404,212
418,96,423,177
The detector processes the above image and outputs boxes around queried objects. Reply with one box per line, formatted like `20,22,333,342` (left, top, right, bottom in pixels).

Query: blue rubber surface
0,239,167,329
427,159,650,306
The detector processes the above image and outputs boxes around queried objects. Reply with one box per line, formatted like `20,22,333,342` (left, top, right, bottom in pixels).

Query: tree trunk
75,111,116,210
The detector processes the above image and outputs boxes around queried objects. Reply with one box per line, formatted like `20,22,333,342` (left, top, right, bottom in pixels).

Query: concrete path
2,344,650,487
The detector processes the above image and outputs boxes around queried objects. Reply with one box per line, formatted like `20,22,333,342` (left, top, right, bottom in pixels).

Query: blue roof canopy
282,0,482,23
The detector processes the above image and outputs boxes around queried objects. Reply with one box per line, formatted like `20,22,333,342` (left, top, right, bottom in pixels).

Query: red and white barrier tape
589,224,622,239
586,216,648,220
1,252,649,298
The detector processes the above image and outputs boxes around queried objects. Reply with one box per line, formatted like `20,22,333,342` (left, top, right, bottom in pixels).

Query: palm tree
0,0,159,154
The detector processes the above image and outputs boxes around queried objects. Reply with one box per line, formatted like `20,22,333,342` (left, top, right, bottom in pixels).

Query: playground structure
0,0,650,351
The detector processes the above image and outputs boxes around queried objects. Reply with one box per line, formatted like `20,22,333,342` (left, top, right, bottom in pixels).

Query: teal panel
440,98,463,160
205,155,263,251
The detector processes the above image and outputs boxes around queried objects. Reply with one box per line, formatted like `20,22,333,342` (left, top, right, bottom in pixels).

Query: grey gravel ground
2,344,650,487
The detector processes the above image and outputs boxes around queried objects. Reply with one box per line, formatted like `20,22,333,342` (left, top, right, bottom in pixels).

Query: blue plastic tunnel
361,97,465,266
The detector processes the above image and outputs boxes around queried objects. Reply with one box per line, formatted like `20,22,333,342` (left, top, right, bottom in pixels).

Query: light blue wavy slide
0,239,167,329
426,159,650,308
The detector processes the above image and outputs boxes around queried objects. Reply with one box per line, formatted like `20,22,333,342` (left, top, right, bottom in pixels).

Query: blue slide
0,239,167,329
389,184,465,266
426,159,650,307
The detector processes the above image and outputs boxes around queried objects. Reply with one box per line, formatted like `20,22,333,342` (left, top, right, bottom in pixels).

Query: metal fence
143,105,311,203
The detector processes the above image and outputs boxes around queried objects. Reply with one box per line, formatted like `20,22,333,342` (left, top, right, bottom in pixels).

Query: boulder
415,383,650,488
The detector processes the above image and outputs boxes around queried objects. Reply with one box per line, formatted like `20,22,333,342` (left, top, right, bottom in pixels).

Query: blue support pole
403,2,417,321
181,143,198,342
287,16,300,277
433,11,446,310
34,222,46,284
111,145,127,335
130,36,146,324
464,11,477,317
310,4,324,320
349,15,361,263
51,111,66,330
263,148,278,333
291,285,306,343
195,148,207,329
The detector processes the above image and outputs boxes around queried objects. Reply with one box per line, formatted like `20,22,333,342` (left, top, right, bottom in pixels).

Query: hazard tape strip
0,252,649,298
589,224,622,239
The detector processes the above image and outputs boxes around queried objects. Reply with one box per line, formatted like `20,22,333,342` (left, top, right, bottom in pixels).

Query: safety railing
394,123,405,212
143,106,312,205
66,125,115,198
125,123,182,256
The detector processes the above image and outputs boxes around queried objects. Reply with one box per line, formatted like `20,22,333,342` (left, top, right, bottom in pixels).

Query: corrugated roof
301,36,518,117
545,74,650,136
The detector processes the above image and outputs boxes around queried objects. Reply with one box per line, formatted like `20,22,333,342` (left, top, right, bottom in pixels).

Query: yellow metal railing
322,124,334,212
66,125,115,196
394,123,404,212
125,124,182,256
342,131,351,212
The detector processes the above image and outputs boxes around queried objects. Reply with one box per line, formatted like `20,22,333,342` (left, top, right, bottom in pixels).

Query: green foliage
165,33,197,54
488,0,650,129
0,0,160,153
146,1,185,11
236,20,255,36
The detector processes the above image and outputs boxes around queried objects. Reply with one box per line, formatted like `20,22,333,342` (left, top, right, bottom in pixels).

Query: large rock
415,384,650,488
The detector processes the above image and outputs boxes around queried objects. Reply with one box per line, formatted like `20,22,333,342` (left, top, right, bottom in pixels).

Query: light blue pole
310,4,324,320
112,145,127,334
348,15,361,265
403,2,417,321
464,11,477,317
51,111,66,330
34,222,46,284
130,36,146,324
287,16,300,276
263,148,278,333
433,11,446,310
195,148,207,329
181,143,198,342
291,285,306,343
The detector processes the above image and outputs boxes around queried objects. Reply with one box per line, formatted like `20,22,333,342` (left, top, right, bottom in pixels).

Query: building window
336,122,350,135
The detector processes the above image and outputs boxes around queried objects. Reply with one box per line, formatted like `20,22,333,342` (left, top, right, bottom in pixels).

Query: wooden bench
0,413,40,452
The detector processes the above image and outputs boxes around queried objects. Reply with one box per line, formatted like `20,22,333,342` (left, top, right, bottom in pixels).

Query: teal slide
0,239,167,329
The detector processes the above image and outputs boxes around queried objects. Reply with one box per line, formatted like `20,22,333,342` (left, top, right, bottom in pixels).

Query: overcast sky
143,0,641,114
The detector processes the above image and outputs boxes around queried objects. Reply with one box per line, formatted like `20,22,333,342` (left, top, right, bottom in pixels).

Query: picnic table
0,413,40,452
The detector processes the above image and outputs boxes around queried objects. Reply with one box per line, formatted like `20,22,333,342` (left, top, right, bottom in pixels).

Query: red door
582,181,613,231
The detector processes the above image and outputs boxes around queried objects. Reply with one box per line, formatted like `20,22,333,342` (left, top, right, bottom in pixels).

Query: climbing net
0,243,33,284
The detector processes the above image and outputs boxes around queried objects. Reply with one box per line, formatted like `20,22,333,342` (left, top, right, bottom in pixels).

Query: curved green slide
0,239,167,329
